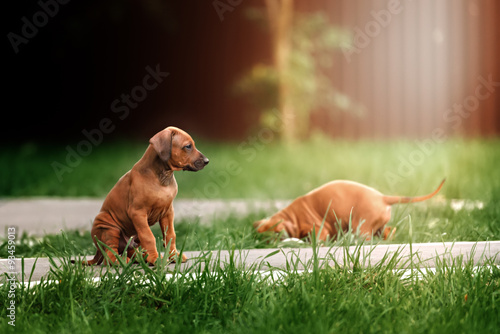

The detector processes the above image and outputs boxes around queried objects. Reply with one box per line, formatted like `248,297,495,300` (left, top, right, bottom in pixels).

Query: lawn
1,137,499,201
1,238,499,334
1,137,499,333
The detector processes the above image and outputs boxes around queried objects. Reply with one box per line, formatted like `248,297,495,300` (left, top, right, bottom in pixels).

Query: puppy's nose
203,157,209,165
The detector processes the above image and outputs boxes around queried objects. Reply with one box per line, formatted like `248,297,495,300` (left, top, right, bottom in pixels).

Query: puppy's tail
383,178,445,205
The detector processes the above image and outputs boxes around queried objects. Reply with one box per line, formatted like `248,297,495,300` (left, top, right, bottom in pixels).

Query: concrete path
0,198,290,236
1,198,496,283
0,198,482,237
2,241,499,283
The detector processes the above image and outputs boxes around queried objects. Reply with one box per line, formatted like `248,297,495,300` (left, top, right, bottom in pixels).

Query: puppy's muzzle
187,153,209,171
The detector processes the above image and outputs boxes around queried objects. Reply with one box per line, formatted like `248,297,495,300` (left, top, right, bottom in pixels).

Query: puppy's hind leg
96,227,123,265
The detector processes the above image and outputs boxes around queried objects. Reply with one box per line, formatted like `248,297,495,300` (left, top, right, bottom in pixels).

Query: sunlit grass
1,137,499,333
2,191,499,260
1,138,499,201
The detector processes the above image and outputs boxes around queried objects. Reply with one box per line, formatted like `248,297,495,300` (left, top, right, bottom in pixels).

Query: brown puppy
254,179,445,241
82,126,208,265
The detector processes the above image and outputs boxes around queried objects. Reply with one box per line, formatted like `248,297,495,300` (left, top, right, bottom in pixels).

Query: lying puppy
80,126,208,265
254,179,445,241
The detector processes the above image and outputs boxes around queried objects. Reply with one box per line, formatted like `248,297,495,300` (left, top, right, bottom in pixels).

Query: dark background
5,0,270,142
4,0,500,143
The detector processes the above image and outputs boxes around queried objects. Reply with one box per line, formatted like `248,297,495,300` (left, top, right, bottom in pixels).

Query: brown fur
80,126,208,265
254,179,445,241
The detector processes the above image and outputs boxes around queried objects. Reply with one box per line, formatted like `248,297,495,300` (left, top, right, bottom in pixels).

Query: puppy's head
149,126,209,171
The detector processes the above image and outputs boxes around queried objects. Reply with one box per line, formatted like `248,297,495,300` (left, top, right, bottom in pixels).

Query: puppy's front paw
145,251,159,265
169,250,188,263
383,227,397,240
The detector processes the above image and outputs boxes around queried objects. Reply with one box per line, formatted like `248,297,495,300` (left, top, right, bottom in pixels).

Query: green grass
1,138,499,201
1,185,499,260
1,235,499,334
1,185,498,333
2,191,499,260
1,137,499,333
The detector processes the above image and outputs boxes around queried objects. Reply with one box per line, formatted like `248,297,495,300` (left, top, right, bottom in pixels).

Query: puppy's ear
149,128,175,161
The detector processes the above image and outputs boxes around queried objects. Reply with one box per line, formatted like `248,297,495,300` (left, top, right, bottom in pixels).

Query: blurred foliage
235,10,356,138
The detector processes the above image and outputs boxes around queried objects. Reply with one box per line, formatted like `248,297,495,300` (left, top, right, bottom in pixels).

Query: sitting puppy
81,126,209,265
254,179,445,241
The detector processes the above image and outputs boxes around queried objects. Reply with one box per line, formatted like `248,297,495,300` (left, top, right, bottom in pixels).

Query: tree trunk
265,0,295,142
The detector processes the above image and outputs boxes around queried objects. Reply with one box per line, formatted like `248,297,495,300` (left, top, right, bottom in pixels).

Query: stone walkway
0,198,498,283
0,198,483,237
0,198,290,236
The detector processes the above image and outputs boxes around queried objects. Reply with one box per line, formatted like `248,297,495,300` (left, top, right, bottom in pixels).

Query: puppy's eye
184,144,192,150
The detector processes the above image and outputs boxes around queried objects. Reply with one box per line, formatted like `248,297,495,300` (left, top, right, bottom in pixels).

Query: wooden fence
300,0,500,139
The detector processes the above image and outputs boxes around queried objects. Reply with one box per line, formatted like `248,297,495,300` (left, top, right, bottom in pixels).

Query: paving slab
0,198,482,237
1,241,498,283
0,198,290,236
